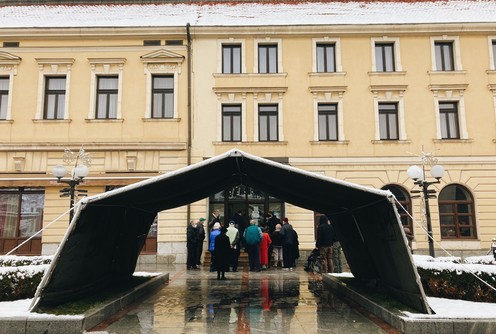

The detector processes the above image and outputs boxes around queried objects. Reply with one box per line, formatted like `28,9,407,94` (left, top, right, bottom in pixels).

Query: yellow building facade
1,2,496,263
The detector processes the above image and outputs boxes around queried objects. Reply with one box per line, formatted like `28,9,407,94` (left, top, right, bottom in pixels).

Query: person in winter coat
316,215,336,273
244,219,263,272
196,217,206,267
214,226,231,280
186,220,200,270
260,227,272,269
226,221,240,272
271,224,283,267
209,222,221,272
280,217,297,269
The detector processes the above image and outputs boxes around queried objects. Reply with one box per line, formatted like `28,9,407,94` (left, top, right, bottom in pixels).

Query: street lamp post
407,164,445,257
52,148,91,223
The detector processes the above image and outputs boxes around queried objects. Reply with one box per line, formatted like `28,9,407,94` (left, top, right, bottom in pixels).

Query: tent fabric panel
238,158,385,213
39,206,156,306
329,199,429,314
94,158,242,211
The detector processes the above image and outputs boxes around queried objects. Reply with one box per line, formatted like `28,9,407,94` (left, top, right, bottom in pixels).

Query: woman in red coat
260,227,272,269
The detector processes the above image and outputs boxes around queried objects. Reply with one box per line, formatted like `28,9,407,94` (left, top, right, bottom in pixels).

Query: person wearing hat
209,222,221,272
196,217,206,267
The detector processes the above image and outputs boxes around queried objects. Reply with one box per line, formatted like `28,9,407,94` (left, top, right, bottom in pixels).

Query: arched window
382,185,413,233
438,184,477,239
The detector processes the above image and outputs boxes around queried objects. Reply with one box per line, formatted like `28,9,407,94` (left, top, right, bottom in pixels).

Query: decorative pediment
0,51,21,63
88,58,126,73
0,52,21,74
370,84,408,99
140,49,185,64
141,49,184,74
36,58,75,73
429,83,468,98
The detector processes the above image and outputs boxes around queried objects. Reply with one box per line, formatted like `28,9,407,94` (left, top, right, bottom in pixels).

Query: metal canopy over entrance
32,149,431,314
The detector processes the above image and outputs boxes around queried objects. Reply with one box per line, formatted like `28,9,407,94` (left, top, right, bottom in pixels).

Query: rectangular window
0,187,45,254
439,102,460,139
378,102,399,140
316,43,336,73
96,76,118,119
258,44,278,74
258,104,278,141
151,75,174,119
375,43,395,72
222,44,242,74
493,41,496,69
0,188,44,239
43,77,66,120
318,103,338,141
222,104,242,142
0,77,8,120
435,42,454,71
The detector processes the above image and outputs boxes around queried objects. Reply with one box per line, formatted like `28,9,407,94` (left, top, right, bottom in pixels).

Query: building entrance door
209,185,283,227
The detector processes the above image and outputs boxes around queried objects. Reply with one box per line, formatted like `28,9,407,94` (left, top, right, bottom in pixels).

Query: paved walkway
88,264,398,334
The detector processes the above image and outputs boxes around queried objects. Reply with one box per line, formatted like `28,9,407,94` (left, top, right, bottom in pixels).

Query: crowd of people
186,210,303,279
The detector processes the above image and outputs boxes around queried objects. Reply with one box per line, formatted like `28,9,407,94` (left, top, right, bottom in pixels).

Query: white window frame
254,38,283,74
254,93,283,141
35,58,74,120
488,36,496,70
88,58,126,120
0,52,20,121
373,95,407,141
434,97,468,140
371,36,402,72
218,38,246,74
217,99,246,142
313,94,344,141
141,50,183,119
430,36,462,71
312,37,343,73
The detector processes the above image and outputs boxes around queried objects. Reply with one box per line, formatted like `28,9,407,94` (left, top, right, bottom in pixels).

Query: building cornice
2,23,496,39
0,142,187,151
290,155,496,166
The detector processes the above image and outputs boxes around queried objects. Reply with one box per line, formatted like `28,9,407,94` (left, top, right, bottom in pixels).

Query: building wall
2,21,496,261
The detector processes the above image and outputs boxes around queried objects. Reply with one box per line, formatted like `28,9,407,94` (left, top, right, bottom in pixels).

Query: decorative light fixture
407,151,444,257
52,147,91,223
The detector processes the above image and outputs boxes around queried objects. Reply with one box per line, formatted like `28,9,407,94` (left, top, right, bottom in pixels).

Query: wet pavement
89,265,396,334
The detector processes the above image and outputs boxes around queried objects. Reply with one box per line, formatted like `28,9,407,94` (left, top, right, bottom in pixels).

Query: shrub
0,255,53,267
0,256,52,302
0,265,49,301
414,255,496,303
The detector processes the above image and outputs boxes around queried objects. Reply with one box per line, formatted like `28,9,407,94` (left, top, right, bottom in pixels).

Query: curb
322,274,496,334
0,273,169,334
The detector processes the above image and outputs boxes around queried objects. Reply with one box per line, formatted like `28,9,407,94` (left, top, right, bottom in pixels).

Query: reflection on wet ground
91,265,391,333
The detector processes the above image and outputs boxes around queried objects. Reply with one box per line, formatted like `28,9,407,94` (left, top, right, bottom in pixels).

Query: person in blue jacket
209,222,221,272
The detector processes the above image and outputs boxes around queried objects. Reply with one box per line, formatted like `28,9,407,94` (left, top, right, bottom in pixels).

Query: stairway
203,250,249,268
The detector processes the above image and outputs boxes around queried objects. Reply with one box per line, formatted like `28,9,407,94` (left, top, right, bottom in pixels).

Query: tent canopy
33,149,430,313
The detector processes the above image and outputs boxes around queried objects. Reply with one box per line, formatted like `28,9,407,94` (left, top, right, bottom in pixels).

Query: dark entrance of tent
209,185,284,225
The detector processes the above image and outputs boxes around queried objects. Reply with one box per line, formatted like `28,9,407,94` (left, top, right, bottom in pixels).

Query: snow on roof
0,1,495,28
